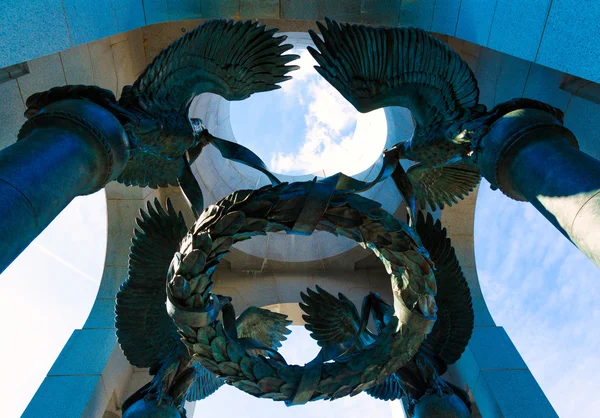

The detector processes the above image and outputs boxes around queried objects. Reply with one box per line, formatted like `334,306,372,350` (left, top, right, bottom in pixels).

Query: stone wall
2,1,600,83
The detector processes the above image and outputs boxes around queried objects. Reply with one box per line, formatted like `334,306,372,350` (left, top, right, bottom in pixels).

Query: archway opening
230,33,388,177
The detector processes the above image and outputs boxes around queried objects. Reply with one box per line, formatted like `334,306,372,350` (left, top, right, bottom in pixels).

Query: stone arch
8,8,587,417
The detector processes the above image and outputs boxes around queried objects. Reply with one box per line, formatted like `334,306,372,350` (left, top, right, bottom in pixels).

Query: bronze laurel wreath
166,181,438,404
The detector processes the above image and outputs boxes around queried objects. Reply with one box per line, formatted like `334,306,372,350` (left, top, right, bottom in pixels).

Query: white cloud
272,56,387,176
266,43,390,177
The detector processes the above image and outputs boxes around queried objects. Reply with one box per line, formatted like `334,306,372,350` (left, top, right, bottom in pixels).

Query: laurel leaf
253,359,276,380
277,366,302,384
177,323,196,339
194,274,212,295
211,337,229,363
232,380,262,396
196,328,210,345
196,356,219,374
241,357,256,381
193,232,212,252
259,392,289,401
279,382,297,397
210,211,245,237
223,189,254,210
240,217,269,233
242,199,273,218
323,206,363,228
192,343,212,358
270,196,303,223
258,377,285,393
204,326,216,341
332,385,353,399
227,342,245,363
210,236,233,256
219,361,241,375
360,364,381,384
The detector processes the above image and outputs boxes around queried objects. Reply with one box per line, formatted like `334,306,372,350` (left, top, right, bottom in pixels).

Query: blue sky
0,191,106,418
231,45,387,177
474,179,599,417
0,41,598,418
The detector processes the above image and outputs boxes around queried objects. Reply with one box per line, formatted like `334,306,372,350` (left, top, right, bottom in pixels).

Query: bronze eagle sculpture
116,181,439,411
111,170,476,417
308,19,563,222
116,199,292,417
24,20,299,214
301,212,474,416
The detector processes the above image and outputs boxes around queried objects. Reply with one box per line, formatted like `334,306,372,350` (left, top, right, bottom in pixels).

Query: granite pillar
0,99,129,273
478,108,600,268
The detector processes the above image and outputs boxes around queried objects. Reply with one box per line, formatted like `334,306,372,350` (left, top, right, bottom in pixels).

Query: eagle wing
416,213,474,372
407,163,481,211
116,20,297,188
186,363,224,402
299,286,361,349
308,19,481,128
116,149,185,188
122,19,299,117
115,199,188,369
365,373,405,401
236,306,293,352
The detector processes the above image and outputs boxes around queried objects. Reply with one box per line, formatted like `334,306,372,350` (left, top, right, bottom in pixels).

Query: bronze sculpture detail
116,176,474,416
116,199,292,416
100,17,485,417
14,16,534,417
308,19,564,222
24,20,298,214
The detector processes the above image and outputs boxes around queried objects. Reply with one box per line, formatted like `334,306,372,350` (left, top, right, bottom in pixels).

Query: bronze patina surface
308,19,565,221
117,177,474,417
23,20,298,214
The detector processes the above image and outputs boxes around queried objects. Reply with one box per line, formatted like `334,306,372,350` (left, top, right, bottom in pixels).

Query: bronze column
478,108,600,268
0,99,129,273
